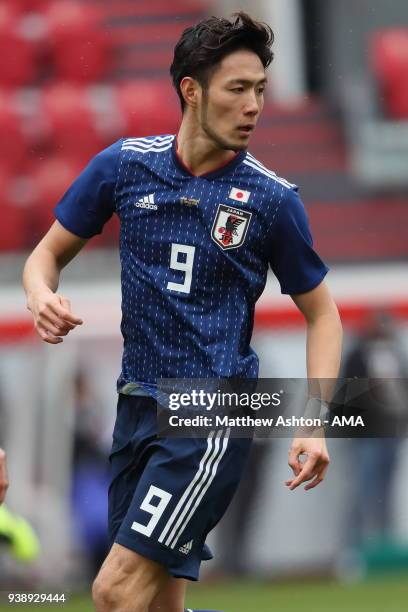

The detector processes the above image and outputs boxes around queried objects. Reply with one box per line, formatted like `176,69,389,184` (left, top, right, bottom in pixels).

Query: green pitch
1,576,407,612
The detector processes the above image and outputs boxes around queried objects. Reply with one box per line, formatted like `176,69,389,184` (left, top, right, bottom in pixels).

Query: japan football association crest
211,204,252,250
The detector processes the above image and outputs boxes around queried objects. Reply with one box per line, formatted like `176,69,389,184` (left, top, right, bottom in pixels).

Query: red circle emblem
236,192,244,199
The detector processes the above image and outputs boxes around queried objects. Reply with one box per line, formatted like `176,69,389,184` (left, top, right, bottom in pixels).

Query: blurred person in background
0,392,8,506
214,437,271,578
0,504,40,566
0,394,9,505
0,405,40,581
0,447,8,505
22,11,341,612
71,372,110,580
340,311,408,574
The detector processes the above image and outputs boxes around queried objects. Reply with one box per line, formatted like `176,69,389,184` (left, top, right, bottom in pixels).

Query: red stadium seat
385,81,408,119
46,1,96,35
0,172,27,252
0,7,37,87
29,155,83,237
46,1,110,82
0,90,27,173
28,154,119,248
13,1,52,14
42,83,102,161
371,29,408,119
52,32,109,83
116,80,180,137
0,3,21,23
0,202,28,251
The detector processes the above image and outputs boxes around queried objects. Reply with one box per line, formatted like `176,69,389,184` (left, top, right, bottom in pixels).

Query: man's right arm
23,220,87,344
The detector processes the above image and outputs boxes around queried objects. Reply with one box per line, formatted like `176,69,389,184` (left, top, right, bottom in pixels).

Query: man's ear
179,76,201,109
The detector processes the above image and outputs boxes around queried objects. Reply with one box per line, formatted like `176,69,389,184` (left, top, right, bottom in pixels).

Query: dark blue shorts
108,394,252,581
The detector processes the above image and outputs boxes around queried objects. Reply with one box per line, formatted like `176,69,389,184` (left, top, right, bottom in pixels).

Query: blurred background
1,0,408,610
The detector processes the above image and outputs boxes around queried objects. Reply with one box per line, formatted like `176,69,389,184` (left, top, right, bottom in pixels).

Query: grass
1,575,407,612
187,575,408,612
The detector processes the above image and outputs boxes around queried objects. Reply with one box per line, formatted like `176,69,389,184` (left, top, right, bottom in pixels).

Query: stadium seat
100,1,207,78
52,33,109,83
45,0,95,34
371,28,408,119
0,3,21,22
28,155,83,239
0,171,27,252
385,82,408,119
0,7,37,87
0,202,28,252
12,0,51,14
116,80,179,137
46,1,110,82
42,83,102,161
0,90,27,173
27,153,118,248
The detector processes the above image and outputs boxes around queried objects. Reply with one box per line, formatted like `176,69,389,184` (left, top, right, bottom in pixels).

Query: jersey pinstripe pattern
54,134,329,394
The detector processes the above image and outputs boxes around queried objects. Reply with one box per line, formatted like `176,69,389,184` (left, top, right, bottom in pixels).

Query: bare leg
92,543,171,612
148,577,187,612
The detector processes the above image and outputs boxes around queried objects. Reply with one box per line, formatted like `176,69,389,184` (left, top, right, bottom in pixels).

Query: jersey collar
171,136,247,180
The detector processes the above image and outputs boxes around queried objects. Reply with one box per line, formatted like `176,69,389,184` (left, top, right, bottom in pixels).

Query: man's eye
231,88,244,93
257,87,265,94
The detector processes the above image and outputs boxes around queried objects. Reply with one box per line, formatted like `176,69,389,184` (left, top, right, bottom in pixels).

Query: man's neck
176,118,237,177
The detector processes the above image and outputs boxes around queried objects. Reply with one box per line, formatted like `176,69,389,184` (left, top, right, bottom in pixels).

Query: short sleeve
268,187,329,294
54,140,122,239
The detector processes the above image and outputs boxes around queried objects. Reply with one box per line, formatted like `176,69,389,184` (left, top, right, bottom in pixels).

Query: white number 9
131,485,172,537
167,243,195,294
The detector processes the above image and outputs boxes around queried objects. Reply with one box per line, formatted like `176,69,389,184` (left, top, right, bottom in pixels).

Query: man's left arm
0,448,9,504
286,280,342,491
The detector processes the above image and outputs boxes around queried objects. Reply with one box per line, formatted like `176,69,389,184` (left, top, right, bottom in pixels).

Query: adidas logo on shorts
178,539,193,555
135,194,158,210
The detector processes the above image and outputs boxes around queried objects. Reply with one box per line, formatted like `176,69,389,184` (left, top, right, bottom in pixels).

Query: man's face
199,49,266,151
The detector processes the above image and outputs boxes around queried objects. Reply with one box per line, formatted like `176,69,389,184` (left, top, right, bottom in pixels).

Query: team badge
211,204,252,250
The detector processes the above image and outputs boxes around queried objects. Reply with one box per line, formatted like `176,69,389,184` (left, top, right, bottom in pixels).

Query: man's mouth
237,125,255,135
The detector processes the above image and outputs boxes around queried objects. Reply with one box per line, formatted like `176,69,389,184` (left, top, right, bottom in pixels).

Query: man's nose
243,92,260,115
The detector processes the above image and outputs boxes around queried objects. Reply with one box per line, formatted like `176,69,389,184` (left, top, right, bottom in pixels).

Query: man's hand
27,289,83,344
0,448,9,504
286,429,330,491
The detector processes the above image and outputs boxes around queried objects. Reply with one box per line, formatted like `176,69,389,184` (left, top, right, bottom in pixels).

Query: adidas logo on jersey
178,539,193,555
135,194,157,210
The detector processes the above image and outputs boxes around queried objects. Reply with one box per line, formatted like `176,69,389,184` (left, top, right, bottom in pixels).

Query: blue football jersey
55,135,328,394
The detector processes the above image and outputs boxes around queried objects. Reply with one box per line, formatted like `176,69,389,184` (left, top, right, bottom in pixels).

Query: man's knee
92,577,114,612
92,572,147,612
91,544,167,612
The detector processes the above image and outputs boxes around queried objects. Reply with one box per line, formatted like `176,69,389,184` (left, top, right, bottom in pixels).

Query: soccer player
23,12,342,612
0,448,8,505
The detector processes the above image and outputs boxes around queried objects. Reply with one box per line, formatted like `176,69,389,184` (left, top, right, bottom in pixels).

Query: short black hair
170,11,274,112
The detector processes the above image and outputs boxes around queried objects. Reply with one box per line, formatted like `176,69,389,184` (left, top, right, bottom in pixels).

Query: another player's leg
92,543,170,612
